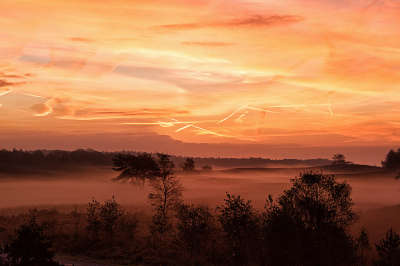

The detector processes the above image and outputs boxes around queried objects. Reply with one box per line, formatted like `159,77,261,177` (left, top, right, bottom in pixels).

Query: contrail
0,88,12,97
0,88,12,107
217,105,278,124
328,101,333,117
174,125,191,132
217,105,248,124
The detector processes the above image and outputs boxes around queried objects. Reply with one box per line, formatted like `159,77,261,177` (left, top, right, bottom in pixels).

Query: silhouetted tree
374,228,400,266
4,218,60,266
100,195,123,242
112,152,160,186
182,157,195,171
85,198,101,240
356,227,372,265
148,153,183,237
263,171,359,266
85,197,138,244
332,153,350,165
382,149,400,170
217,193,260,265
175,204,215,264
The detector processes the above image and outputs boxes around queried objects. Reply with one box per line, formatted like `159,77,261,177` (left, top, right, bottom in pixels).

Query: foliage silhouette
148,153,183,238
112,152,159,186
217,193,260,265
332,153,350,165
100,195,124,242
181,157,195,171
201,165,212,171
355,227,372,265
263,171,359,266
373,228,400,266
4,218,60,266
85,196,137,245
175,204,216,264
85,198,101,240
382,149,400,170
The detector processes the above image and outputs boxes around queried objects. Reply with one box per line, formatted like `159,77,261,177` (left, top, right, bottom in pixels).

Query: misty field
1,165,400,262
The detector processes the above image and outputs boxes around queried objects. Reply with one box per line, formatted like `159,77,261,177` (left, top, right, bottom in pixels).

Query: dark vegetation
2,217,61,266
0,148,332,173
332,153,352,165
1,149,400,265
381,149,400,170
1,170,364,266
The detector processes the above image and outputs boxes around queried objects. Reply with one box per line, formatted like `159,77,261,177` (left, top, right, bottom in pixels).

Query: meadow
1,162,399,265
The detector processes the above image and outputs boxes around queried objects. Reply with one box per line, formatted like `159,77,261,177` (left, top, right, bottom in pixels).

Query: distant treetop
332,153,351,165
181,157,195,171
382,148,400,170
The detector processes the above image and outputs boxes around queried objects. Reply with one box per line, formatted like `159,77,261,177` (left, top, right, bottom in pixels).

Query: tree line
2,147,400,170
0,148,333,170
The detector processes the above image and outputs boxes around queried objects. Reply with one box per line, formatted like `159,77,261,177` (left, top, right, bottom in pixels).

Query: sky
0,0,400,165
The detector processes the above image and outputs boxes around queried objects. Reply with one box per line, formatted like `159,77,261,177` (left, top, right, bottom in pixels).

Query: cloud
113,65,246,92
0,80,15,87
0,72,34,79
181,42,234,46
153,14,303,32
58,108,190,120
69,37,94,43
31,97,70,117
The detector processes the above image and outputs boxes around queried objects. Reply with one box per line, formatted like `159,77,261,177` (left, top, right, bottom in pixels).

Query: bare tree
148,153,184,236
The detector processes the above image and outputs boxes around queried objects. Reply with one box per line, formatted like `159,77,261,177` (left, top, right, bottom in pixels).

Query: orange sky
1,0,400,162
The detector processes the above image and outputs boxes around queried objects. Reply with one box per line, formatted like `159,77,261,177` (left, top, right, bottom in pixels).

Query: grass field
0,164,399,265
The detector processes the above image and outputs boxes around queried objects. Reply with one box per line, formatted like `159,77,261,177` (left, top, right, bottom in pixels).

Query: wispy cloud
153,14,304,32
0,80,15,87
181,42,234,47
69,37,94,43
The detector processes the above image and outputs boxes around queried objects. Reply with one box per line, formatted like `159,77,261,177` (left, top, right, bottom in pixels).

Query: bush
263,171,359,266
175,204,216,264
217,193,260,265
86,197,140,242
86,198,101,240
100,196,123,242
4,218,60,266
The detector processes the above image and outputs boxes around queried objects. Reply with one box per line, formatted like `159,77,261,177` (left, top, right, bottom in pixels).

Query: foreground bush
4,218,60,266
263,171,359,266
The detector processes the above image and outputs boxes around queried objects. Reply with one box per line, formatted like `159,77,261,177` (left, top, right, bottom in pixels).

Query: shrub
4,218,60,266
263,171,359,266
217,193,260,265
175,204,216,264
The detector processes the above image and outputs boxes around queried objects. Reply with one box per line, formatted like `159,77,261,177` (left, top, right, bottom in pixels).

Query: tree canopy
264,171,359,266
4,218,60,266
181,157,195,171
332,153,350,165
112,152,160,186
381,148,400,170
